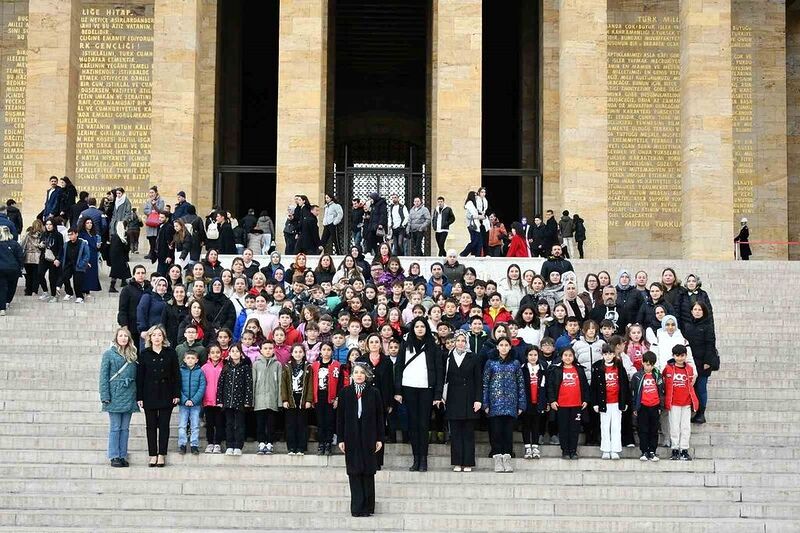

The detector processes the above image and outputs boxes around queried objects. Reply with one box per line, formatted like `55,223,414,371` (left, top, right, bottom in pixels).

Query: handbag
145,209,160,228
442,355,451,403
206,221,219,240
44,248,56,262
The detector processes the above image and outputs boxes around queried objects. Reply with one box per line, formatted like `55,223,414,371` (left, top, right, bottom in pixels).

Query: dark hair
600,319,615,330
691,301,709,319
672,344,687,355
540,336,555,346
184,349,198,358
642,350,657,365
565,316,580,325
601,343,613,354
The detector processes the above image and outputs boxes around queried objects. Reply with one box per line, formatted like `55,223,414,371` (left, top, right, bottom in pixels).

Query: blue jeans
107,412,132,459
178,405,202,447
694,374,709,408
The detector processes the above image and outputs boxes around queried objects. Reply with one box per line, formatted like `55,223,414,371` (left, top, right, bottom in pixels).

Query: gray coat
98,347,139,414
252,356,282,411
142,197,165,238
322,202,343,226
559,215,574,238
408,205,431,232
110,197,133,229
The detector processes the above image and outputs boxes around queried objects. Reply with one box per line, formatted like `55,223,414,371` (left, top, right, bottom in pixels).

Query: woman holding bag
143,186,165,262
443,330,482,472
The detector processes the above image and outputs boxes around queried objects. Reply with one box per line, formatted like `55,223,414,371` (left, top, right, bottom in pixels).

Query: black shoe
317,443,325,456
570,453,578,460
680,449,692,461
110,458,123,467
120,458,129,467
419,456,428,472
179,445,187,455
409,456,420,472
561,453,570,460
692,407,706,424
191,446,199,455
670,449,680,460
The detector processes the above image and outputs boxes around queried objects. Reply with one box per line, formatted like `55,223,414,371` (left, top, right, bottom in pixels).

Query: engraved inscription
732,23,754,215
76,2,153,208
0,1,27,203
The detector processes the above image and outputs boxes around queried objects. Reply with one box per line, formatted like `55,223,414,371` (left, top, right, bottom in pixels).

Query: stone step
0,509,775,532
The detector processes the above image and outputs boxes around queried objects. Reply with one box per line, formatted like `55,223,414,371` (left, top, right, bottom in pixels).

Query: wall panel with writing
0,1,27,204
76,1,153,210
731,0,788,259
607,0,681,258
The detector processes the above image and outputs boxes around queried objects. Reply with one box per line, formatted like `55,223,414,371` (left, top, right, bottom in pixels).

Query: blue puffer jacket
179,363,207,406
0,238,23,272
136,291,169,335
98,347,139,414
482,357,526,418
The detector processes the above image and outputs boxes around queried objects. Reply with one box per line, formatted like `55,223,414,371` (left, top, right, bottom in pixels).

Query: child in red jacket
663,344,698,461
310,342,342,455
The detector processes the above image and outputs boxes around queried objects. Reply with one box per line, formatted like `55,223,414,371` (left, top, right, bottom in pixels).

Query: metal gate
331,163,431,254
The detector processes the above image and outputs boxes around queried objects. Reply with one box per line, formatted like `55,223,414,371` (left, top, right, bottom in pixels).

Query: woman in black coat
161,284,189,348
136,325,180,467
337,364,384,517
443,331,482,472
393,317,444,472
636,282,675,331
296,204,320,254
683,302,719,424
202,278,236,332
358,334,395,469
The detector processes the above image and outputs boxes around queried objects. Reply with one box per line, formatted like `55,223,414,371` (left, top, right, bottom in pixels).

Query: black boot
109,279,118,293
409,455,420,471
692,406,706,424
419,455,428,472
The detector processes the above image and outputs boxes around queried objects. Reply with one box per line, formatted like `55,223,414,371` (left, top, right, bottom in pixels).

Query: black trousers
403,387,433,458
410,231,424,256
622,407,635,446
431,403,446,433
205,406,225,444
577,240,585,259
489,415,514,455
23,264,40,295
479,227,489,256
348,474,376,516
434,232,448,256
449,419,476,466
147,236,157,258
0,270,18,310
320,224,340,254
60,268,85,298
540,409,558,438
315,401,335,445
521,409,543,446
285,407,308,452
144,407,173,456
38,260,59,296
225,408,246,449
637,405,660,455
255,409,276,444
583,407,600,445
557,406,583,455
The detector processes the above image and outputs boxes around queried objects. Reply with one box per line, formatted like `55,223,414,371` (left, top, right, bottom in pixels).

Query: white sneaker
204,444,214,454
611,452,620,460
640,454,649,461
0,310,5,316
531,445,541,459
74,297,84,304
453,466,462,472
225,448,234,456
602,452,611,460
287,451,296,456
296,451,304,456
38,294,50,301
523,445,533,460
48,297,58,303
63,295,73,301
649,453,660,462
265,443,274,455
626,443,636,448
462,467,472,472
233,448,242,456
213,444,222,454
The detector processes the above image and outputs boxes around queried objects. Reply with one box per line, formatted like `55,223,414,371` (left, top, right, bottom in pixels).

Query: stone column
194,0,219,215
21,0,80,224
430,0,482,253
789,6,800,259
150,0,204,212
559,0,608,258
680,0,734,259
276,0,329,252
541,0,560,213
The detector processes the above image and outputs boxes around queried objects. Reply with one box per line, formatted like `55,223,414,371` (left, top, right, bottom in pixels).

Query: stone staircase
0,259,798,532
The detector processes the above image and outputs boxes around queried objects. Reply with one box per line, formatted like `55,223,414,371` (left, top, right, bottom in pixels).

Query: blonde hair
144,325,170,349
113,327,138,363
0,226,12,241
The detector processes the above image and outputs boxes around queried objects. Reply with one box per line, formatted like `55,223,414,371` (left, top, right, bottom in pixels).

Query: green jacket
252,356,282,411
98,347,139,414
176,340,208,366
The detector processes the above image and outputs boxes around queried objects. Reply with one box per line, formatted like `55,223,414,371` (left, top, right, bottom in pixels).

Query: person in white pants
663,346,697,461
591,346,631,460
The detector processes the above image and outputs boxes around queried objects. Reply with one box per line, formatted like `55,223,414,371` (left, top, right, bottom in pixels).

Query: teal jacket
180,363,207,406
98,347,139,414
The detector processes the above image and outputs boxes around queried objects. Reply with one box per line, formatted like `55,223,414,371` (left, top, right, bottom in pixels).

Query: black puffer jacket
117,279,151,335
202,292,236,331
216,360,253,409
683,316,719,377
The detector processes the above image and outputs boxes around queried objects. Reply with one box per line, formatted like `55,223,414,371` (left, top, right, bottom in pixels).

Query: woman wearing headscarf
443,330,482,472
393,317,444,472
683,302,719,424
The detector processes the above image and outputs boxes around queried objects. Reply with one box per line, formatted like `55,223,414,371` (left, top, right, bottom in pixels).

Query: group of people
99,236,719,515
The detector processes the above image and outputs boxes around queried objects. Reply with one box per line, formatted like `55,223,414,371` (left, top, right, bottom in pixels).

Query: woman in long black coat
683,301,719,424
337,364,384,518
443,331,482,471
296,204,320,254
358,333,395,469
136,325,180,467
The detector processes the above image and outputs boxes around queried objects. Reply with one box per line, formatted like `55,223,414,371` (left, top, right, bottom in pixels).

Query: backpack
206,221,219,240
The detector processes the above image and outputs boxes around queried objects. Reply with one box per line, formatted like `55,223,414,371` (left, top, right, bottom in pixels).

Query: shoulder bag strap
109,361,130,383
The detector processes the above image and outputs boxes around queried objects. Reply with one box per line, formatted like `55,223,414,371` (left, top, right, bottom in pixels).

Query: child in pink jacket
201,345,225,453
